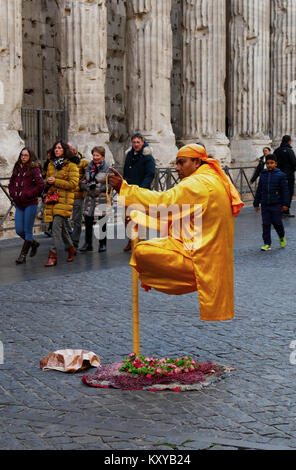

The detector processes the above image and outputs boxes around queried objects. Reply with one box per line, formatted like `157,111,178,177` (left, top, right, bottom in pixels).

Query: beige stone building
1,0,296,177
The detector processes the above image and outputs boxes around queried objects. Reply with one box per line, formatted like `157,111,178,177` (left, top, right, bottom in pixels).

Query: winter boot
98,238,107,252
79,216,93,252
15,240,32,264
67,246,76,262
123,239,132,252
44,250,57,267
98,217,107,252
30,239,40,257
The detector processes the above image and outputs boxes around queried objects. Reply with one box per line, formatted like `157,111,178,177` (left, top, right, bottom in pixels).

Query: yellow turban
177,144,244,216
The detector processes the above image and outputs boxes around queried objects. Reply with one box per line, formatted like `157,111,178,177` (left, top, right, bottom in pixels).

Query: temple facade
1,0,296,175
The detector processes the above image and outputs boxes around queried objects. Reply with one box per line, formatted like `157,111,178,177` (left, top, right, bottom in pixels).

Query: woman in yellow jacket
44,141,79,266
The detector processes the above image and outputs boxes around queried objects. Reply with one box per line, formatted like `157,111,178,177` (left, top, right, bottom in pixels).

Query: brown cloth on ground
40,349,101,373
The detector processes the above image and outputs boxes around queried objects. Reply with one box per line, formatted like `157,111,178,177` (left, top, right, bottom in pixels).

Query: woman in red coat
8,148,44,264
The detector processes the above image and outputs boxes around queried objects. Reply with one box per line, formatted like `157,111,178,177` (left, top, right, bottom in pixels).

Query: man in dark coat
123,133,156,251
274,135,296,216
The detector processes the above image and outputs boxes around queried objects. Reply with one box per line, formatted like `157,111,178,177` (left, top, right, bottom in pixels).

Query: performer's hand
254,206,260,213
109,168,123,193
282,206,289,212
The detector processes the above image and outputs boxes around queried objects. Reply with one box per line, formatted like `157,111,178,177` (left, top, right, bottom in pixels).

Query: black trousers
261,204,285,245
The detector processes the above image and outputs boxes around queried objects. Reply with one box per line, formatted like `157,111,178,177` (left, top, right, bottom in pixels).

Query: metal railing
223,166,258,202
20,102,68,163
152,166,258,202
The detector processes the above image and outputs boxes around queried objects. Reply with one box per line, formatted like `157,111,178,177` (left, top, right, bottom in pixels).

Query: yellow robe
119,164,235,321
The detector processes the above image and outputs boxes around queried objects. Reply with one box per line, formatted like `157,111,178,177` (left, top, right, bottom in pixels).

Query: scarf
53,157,65,171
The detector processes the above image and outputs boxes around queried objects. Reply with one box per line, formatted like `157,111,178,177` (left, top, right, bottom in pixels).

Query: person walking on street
80,146,110,253
250,147,272,184
274,135,296,216
123,133,155,251
8,148,44,264
43,141,79,266
253,154,289,251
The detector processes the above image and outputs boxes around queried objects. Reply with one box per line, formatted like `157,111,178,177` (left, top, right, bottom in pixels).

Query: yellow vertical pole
131,227,140,356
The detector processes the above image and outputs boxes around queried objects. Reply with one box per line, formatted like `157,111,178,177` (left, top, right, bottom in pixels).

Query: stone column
57,0,112,161
271,0,296,148
181,0,230,163
0,0,24,177
125,0,178,166
228,0,271,163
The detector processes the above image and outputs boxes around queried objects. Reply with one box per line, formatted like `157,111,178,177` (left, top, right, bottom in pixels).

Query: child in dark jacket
253,154,289,251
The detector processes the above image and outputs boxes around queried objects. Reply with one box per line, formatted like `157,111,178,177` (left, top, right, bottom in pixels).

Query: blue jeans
15,204,38,241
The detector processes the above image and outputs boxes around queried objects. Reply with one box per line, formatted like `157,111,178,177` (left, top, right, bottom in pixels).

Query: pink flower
129,352,136,357
190,365,195,371
147,374,152,379
184,368,189,373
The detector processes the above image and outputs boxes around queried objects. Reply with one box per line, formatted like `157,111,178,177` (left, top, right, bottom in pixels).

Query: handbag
44,189,59,204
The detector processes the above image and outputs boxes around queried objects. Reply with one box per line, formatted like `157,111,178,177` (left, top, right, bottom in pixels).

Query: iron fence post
154,168,159,191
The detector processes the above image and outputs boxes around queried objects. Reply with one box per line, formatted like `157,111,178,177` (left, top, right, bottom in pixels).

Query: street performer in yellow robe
109,144,244,321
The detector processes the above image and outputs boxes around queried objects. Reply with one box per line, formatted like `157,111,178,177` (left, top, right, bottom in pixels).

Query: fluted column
0,0,24,177
228,0,271,163
125,0,177,165
181,0,230,163
57,0,111,161
271,0,296,148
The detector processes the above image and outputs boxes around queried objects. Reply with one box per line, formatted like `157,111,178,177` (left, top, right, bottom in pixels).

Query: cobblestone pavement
1,206,296,450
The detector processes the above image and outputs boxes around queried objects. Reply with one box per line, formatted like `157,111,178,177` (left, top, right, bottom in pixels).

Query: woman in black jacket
250,147,272,184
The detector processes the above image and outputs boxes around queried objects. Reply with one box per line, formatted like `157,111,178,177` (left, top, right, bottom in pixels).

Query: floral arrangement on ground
119,352,199,378
82,352,233,391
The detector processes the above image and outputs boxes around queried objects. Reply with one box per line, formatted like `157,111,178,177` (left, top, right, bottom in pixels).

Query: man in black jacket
123,133,156,251
274,135,296,216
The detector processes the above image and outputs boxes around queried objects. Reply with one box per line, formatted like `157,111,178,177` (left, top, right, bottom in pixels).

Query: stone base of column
140,132,178,167
178,134,231,165
0,130,24,177
230,137,272,164
68,132,113,164
0,130,24,217
271,139,282,152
